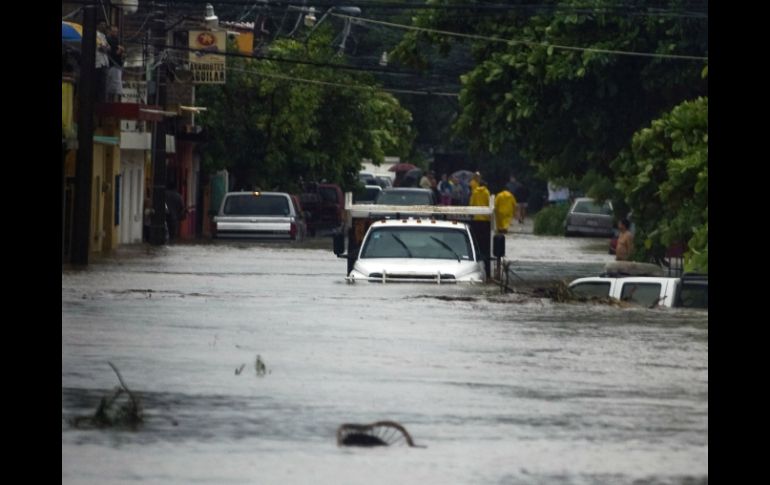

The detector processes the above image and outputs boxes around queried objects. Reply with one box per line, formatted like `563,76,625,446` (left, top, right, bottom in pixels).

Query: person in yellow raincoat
469,176,491,221
494,188,517,233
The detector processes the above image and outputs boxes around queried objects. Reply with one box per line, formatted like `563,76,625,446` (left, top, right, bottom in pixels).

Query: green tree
393,0,707,185
614,96,708,272
197,32,414,192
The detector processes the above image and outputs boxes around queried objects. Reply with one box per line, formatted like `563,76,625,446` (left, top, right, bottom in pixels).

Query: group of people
418,171,530,235
95,22,125,102
418,172,466,206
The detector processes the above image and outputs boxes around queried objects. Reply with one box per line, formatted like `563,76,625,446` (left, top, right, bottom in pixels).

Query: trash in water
337,421,422,447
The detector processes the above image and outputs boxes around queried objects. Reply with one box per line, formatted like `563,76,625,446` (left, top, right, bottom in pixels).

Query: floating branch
68,362,143,429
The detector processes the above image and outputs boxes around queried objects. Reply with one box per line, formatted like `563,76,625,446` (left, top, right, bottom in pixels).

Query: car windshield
361,227,473,260
223,194,290,216
573,200,613,215
355,187,381,203
376,190,432,205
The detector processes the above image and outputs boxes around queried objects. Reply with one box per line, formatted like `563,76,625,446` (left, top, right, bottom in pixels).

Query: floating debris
255,355,267,376
68,362,143,429
530,281,630,306
235,364,246,375
337,421,422,447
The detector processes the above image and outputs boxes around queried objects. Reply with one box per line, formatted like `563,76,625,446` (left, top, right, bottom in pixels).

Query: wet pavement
62,223,707,484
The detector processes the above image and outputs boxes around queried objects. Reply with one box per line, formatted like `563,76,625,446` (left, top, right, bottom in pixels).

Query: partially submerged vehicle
333,193,505,283
213,191,307,241
346,218,487,283
568,262,708,309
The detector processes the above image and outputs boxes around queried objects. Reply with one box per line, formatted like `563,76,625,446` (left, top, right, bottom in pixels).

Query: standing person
419,171,432,190
516,182,529,223
506,175,529,223
143,194,154,242
450,176,464,206
469,177,492,278
95,22,110,102
494,187,517,234
615,218,634,261
469,178,491,221
438,173,453,205
106,25,125,101
165,182,186,243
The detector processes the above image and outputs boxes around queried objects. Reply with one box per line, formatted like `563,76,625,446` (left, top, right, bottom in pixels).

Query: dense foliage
393,0,707,266
197,33,414,192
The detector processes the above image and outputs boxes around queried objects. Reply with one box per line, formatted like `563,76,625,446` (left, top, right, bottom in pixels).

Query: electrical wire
225,64,459,96
335,13,708,61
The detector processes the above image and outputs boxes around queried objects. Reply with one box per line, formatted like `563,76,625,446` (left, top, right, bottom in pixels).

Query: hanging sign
189,30,226,84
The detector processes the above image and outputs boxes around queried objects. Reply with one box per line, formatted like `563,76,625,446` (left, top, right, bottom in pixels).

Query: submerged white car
347,219,486,283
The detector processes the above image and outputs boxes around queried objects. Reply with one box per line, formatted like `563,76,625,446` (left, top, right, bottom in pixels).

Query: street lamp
111,0,139,15
304,7,317,28
304,5,361,50
204,3,219,29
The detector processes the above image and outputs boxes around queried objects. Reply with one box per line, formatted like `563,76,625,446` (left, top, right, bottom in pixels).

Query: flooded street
62,231,707,484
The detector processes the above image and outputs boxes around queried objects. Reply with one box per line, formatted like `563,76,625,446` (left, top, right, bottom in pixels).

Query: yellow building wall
90,129,122,253
91,144,105,253
235,32,254,55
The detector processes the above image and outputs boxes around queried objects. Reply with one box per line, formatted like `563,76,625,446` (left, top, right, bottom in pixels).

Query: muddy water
62,236,707,485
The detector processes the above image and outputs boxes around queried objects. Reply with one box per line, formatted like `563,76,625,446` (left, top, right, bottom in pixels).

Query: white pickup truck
333,193,505,283
568,263,707,309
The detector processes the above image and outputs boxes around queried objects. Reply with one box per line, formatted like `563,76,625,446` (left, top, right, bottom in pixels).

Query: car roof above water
369,218,469,229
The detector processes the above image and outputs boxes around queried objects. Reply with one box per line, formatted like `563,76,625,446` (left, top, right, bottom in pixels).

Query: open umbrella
400,168,423,187
388,163,417,173
450,170,475,184
62,21,83,42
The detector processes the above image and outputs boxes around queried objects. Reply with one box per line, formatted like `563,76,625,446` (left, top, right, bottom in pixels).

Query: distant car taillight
289,222,297,240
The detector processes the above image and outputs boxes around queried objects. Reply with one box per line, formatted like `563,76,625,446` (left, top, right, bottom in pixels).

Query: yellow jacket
470,185,491,221
494,190,517,232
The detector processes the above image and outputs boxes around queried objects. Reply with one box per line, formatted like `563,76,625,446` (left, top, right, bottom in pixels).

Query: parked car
568,264,707,309
375,188,435,206
299,183,344,236
376,175,393,188
359,171,393,189
346,218,486,283
213,191,306,241
564,197,614,237
353,184,382,204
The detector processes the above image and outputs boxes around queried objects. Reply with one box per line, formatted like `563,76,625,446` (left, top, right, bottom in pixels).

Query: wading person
615,218,634,261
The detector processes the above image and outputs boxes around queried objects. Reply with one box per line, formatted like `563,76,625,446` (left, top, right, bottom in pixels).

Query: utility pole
71,4,97,265
149,7,168,245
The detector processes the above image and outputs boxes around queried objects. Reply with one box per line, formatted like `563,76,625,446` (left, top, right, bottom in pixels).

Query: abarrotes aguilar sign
189,30,226,84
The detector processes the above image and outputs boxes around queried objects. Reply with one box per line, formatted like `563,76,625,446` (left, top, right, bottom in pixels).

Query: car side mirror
333,232,345,256
493,234,506,258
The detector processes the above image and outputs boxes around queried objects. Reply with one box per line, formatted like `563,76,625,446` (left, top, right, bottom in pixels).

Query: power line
122,38,461,80
336,13,708,61
225,64,459,97
120,39,460,95
140,1,708,18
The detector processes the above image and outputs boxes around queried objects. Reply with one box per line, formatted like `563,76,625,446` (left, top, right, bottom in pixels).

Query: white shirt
95,31,109,68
